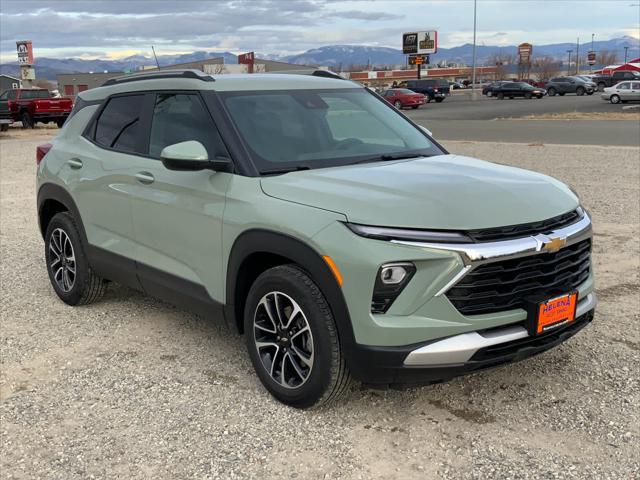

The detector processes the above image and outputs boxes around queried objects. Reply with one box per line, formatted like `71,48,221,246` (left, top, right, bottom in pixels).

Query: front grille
466,209,581,242
446,239,591,315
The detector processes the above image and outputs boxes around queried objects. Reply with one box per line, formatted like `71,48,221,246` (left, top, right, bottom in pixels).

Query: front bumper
349,296,595,387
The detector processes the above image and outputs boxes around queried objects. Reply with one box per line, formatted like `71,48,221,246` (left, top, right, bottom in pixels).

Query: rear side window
148,93,228,159
21,90,50,99
94,95,144,153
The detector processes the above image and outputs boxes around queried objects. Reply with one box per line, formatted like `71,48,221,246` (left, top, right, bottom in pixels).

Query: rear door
630,82,640,101
128,91,232,305
63,93,148,284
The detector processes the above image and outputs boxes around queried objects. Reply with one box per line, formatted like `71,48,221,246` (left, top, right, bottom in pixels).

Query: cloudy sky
1,0,638,62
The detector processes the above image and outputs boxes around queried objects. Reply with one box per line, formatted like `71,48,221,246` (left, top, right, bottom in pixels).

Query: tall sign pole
471,0,477,99
16,40,35,88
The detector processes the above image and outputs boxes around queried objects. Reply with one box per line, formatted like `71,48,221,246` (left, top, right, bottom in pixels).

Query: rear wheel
610,94,621,104
244,265,350,408
56,118,65,128
21,111,34,129
45,212,107,305
576,87,585,96
0,124,8,132
547,87,557,97
525,92,532,99
394,100,402,109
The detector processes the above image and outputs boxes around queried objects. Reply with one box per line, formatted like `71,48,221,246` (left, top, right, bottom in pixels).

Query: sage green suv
37,70,595,408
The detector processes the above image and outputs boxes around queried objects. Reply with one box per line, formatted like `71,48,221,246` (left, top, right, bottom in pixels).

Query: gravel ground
1,128,639,479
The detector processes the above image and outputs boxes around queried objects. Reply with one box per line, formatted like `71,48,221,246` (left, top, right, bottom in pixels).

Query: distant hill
2,36,637,80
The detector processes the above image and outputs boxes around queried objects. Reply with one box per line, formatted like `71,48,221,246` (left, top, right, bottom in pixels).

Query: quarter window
94,95,144,153
148,93,227,159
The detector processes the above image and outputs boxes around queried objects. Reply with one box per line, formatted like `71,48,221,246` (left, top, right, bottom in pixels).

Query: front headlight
345,223,472,244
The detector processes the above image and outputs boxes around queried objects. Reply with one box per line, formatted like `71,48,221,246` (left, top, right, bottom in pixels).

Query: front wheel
547,88,556,97
244,265,350,408
576,87,585,96
45,212,107,305
394,100,402,109
610,95,621,104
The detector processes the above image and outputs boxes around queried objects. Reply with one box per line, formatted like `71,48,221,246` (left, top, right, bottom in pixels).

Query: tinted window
149,93,228,159
21,90,50,99
504,83,519,88
94,95,144,153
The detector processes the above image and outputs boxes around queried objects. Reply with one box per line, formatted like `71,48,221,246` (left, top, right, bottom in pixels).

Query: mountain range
1,36,638,80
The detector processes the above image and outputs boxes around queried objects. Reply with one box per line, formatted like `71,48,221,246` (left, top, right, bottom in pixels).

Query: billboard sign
587,51,596,66
403,31,438,55
17,40,34,65
518,43,533,64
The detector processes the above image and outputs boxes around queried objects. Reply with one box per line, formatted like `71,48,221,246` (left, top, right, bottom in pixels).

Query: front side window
149,93,228,159
617,83,630,90
222,88,441,173
94,95,144,153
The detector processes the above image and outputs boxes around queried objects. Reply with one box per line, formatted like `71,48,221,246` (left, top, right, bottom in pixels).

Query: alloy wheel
49,228,76,292
253,291,314,389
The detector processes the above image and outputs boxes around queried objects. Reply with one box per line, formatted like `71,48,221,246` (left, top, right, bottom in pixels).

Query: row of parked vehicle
0,88,72,130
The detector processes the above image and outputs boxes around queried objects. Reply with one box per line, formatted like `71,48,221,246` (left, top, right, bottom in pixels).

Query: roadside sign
20,66,35,80
587,51,596,66
408,54,428,65
518,42,533,64
238,51,255,73
16,40,34,65
403,31,438,54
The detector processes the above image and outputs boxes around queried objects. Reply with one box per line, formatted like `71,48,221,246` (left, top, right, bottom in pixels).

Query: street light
566,49,573,75
590,33,594,73
471,0,478,99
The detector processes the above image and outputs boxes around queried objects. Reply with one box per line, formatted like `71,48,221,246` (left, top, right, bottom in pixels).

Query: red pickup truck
0,89,72,129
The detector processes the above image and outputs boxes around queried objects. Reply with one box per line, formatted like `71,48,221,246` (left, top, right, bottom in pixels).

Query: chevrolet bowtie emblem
542,236,566,253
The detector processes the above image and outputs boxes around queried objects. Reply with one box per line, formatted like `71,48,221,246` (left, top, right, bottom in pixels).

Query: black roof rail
266,69,345,80
102,69,214,87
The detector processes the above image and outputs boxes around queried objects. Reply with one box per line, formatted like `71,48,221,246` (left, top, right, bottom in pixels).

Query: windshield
221,88,442,173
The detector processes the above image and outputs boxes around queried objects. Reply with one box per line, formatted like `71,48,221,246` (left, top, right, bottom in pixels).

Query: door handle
68,158,83,169
135,172,155,185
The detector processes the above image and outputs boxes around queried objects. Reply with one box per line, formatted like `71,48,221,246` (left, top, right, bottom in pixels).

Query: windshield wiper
351,152,427,165
259,165,311,175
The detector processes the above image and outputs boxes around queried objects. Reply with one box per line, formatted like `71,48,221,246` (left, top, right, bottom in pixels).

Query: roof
79,71,359,101
0,74,20,81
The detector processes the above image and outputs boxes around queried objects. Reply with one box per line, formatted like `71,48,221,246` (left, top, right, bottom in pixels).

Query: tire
547,88,556,97
525,92,532,99
244,265,351,408
0,124,8,132
610,95,620,104
597,82,605,92
21,111,34,129
394,100,402,109
56,118,65,128
435,98,444,103
411,105,419,109
558,92,565,96
487,91,493,97
45,212,107,306
497,92,504,99
576,87,585,96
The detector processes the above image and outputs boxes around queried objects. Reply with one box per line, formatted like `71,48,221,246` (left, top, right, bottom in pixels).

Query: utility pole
152,46,161,70
590,33,594,73
471,0,478,99
566,49,573,75
575,38,579,75
624,46,629,64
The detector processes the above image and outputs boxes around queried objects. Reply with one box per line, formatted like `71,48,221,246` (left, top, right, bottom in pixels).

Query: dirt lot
1,128,639,479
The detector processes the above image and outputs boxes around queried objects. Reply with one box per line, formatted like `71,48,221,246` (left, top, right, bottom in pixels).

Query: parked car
492,82,546,99
0,88,72,128
482,81,509,97
381,88,426,109
592,70,640,91
600,81,640,104
545,77,595,96
0,96,13,131
36,69,595,408
449,81,465,90
399,78,450,102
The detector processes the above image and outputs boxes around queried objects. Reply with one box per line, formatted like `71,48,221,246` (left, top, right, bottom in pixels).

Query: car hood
260,155,579,230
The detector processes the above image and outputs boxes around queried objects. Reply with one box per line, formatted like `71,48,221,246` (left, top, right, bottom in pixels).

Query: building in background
0,74,21,92
57,72,124,98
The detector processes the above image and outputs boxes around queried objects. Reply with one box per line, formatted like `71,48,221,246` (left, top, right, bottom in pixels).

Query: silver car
601,81,640,104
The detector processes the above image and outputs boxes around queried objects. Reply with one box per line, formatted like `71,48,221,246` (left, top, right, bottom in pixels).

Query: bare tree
533,56,561,80
487,53,516,80
597,50,619,66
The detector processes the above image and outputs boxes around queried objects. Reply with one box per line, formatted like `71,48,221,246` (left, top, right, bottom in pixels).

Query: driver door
127,91,232,308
